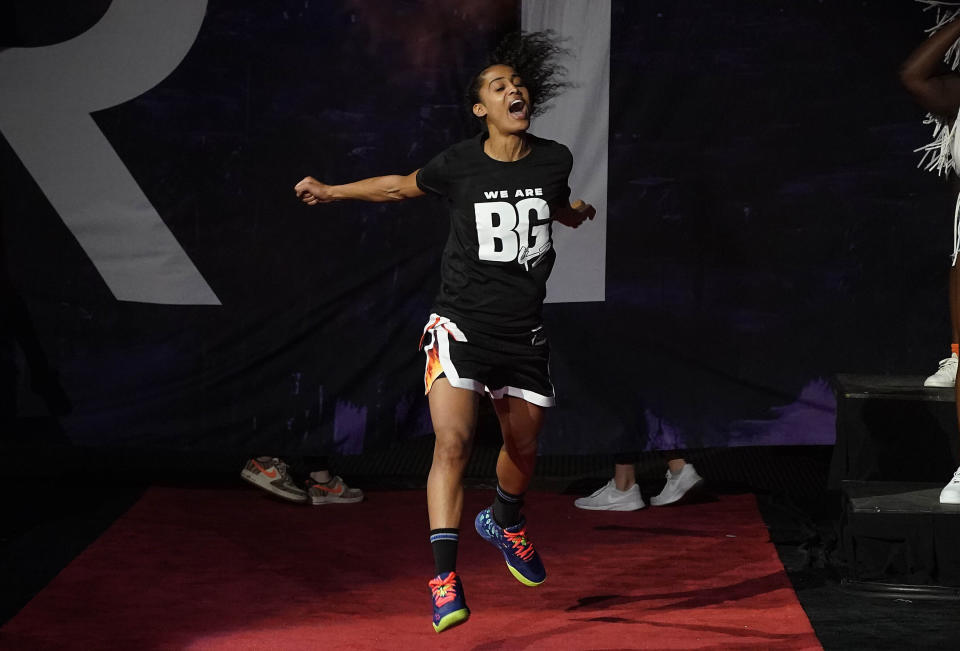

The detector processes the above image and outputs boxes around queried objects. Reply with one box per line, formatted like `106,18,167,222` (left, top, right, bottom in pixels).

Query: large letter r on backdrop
0,0,220,305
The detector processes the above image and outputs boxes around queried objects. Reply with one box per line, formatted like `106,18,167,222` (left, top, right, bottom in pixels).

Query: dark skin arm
901,18,960,120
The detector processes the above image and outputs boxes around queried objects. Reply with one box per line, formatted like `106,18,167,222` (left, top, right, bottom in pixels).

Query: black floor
2,434,959,650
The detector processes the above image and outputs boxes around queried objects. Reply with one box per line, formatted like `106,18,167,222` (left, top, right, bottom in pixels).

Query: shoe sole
240,469,308,503
433,608,470,633
650,478,705,507
924,381,955,387
574,501,645,511
506,563,544,586
309,495,364,505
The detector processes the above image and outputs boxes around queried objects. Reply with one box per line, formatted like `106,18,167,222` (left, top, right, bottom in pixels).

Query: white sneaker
574,479,645,511
650,464,704,506
924,354,957,387
941,467,960,504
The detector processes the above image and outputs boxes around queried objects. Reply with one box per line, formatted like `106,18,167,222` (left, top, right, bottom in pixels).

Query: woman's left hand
554,199,596,228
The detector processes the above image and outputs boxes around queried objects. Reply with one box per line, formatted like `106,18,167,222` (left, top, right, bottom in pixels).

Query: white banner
523,0,610,303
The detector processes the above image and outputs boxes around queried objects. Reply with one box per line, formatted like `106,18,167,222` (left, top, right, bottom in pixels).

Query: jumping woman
294,31,595,632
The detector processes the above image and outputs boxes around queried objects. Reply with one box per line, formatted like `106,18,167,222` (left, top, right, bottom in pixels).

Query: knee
433,430,472,466
504,433,538,458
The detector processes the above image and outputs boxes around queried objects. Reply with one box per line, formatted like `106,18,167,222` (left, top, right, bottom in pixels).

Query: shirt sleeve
416,149,452,197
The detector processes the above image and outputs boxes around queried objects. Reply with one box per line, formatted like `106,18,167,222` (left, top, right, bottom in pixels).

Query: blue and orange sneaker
429,571,469,633
474,507,546,586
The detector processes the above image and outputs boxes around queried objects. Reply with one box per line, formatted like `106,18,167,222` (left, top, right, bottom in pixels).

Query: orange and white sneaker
240,457,307,503
306,476,364,505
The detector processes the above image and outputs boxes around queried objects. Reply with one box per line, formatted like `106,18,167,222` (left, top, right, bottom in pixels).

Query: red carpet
0,487,820,650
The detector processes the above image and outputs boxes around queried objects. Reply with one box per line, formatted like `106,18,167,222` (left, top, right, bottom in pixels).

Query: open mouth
509,99,528,120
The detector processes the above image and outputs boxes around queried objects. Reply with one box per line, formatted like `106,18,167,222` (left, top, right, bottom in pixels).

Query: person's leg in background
241,454,363,505
925,263,960,388
574,452,645,511
240,455,307,503
297,454,364,505
649,454,704,507
575,453,705,510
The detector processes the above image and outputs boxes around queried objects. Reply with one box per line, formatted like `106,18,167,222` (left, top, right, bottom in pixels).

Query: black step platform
828,375,958,488
841,480,960,597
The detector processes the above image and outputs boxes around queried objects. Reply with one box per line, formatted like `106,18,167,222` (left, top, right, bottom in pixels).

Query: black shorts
419,313,555,407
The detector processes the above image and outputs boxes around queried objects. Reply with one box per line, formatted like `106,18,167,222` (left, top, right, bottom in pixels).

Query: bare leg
483,395,549,587
947,264,960,503
427,378,479,529
614,463,635,491
492,396,544,495
951,264,960,436
667,458,686,475
950,263,960,345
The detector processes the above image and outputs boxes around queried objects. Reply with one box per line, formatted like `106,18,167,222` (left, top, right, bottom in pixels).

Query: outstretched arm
901,17,960,119
553,199,596,229
294,170,425,205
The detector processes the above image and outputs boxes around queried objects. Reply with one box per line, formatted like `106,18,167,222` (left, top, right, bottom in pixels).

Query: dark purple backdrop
0,0,950,456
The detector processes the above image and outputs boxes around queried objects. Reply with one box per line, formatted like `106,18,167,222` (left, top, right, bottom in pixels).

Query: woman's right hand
294,176,335,205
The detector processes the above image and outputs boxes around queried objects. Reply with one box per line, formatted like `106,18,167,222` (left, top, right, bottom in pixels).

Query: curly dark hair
466,30,570,122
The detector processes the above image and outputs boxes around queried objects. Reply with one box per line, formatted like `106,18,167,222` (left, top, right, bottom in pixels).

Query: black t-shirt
416,132,573,333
